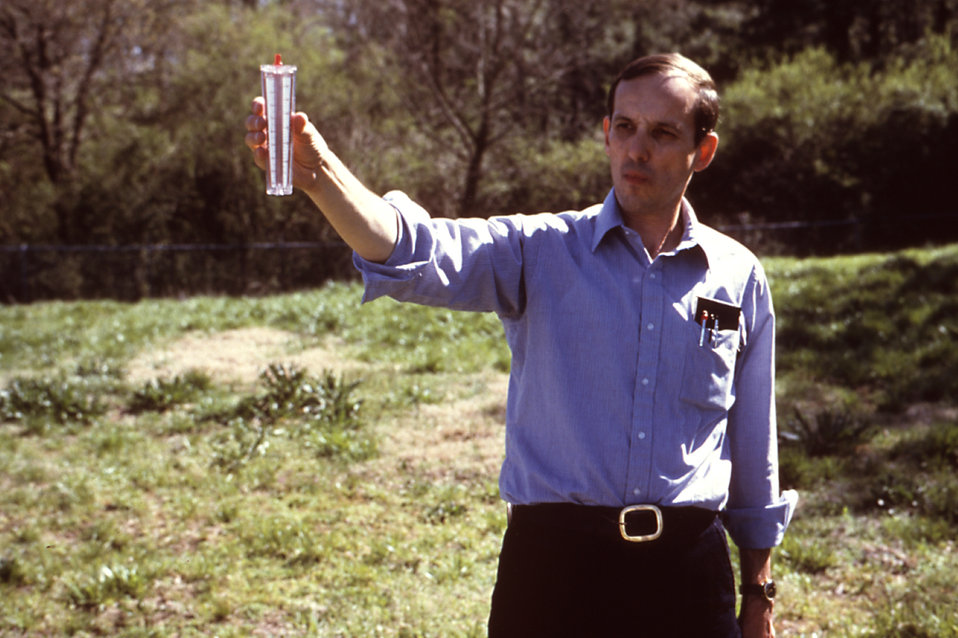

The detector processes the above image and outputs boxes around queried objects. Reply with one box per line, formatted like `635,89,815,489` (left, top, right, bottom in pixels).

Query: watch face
763,581,777,600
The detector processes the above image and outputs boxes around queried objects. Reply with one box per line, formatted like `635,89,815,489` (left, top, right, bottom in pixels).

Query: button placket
625,266,664,502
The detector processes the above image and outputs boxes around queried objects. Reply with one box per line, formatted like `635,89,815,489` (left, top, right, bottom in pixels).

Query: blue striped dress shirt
355,189,797,549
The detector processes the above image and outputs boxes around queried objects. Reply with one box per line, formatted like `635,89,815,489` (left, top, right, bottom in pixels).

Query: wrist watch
740,580,777,602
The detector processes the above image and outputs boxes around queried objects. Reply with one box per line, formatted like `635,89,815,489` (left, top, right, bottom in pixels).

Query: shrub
780,406,872,457
698,35,958,254
0,376,107,427
127,369,213,414
209,363,373,471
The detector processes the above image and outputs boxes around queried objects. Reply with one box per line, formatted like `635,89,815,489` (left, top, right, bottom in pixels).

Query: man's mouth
622,170,650,185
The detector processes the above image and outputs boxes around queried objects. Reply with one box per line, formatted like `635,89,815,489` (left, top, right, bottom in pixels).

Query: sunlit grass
2,245,958,636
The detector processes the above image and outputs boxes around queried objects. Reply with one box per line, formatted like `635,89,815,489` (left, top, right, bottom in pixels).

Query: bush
696,35,958,254
209,363,373,471
780,406,872,457
127,369,213,414
0,376,107,427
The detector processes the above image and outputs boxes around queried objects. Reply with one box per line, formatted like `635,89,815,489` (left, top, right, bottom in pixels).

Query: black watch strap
740,580,777,602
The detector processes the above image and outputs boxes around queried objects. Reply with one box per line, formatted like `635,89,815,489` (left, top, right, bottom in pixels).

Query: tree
0,0,191,242
742,0,958,63
319,0,639,216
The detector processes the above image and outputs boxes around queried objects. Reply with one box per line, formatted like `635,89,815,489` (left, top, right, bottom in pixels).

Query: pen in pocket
694,296,742,347
698,310,710,347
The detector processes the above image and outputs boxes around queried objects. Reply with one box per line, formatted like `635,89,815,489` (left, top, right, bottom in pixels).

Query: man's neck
621,203,684,259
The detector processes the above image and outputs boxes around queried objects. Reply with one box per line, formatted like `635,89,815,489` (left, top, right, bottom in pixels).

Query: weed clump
780,406,872,457
64,564,147,610
0,376,107,428
208,363,373,470
127,369,213,414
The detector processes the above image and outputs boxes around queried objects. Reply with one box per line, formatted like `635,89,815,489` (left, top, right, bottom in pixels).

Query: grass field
2,245,958,637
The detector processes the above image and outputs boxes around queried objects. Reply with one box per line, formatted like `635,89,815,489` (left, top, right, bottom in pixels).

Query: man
245,52,796,637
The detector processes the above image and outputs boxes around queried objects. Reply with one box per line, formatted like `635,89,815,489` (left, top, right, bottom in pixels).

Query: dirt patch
127,327,509,482
372,371,508,485
126,327,368,387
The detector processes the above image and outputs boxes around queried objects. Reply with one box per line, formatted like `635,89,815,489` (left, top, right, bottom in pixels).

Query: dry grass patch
126,327,369,387
372,370,508,487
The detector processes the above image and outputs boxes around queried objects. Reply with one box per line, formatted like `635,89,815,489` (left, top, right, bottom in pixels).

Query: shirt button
649,272,657,280
637,431,646,440
632,488,641,496
646,323,655,330
641,377,650,386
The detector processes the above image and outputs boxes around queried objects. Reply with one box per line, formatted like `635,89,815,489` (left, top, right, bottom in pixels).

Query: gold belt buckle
618,504,663,542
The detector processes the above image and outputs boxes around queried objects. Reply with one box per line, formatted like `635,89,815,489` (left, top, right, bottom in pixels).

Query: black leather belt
510,502,718,545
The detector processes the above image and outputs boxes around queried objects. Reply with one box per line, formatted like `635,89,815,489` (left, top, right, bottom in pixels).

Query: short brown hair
606,53,719,144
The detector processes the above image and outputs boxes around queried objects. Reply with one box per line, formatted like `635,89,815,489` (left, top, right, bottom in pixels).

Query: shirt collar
592,189,624,253
592,189,718,269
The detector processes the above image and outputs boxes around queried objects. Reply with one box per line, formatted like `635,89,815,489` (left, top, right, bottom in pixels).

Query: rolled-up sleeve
353,191,526,316
724,264,798,549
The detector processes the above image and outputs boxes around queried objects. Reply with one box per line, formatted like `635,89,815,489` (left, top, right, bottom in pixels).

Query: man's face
603,73,717,223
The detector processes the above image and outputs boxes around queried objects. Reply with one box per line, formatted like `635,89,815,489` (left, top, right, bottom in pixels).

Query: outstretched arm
244,97,398,263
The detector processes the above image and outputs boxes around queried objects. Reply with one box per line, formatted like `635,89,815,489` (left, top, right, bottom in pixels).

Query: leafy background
2,0,957,300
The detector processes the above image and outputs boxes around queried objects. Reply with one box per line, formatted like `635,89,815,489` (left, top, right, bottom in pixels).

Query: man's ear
693,132,719,172
602,116,612,156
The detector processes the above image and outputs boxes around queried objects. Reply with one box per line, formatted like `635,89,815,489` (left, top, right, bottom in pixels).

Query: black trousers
488,504,741,638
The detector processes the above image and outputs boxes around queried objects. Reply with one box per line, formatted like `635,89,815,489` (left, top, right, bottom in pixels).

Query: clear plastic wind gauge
260,54,297,196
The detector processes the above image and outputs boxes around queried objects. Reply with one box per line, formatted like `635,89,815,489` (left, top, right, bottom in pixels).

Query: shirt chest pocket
678,321,740,412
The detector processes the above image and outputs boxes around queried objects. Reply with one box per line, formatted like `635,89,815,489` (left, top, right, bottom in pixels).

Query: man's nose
627,129,651,163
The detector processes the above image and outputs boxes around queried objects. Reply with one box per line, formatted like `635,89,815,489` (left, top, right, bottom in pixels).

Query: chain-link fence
1,241,355,303
3,213,956,303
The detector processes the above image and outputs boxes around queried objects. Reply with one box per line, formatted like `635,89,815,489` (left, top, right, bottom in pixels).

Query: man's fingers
250,145,268,171
245,130,266,151
245,98,267,153
291,112,308,136
245,112,266,132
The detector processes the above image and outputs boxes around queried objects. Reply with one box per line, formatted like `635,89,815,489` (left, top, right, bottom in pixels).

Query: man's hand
243,96,399,263
739,595,775,638
244,97,330,195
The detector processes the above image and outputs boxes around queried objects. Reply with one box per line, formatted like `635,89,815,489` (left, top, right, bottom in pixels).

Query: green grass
769,244,958,411
2,245,958,636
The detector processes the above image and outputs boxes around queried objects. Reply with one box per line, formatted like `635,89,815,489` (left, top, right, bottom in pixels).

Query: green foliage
2,251,958,635
209,364,373,470
239,514,325,565
780,406,872,457
0,376,107,428
891,422,958,470
4,2,958,301
346,300,510,374
488,136,610,215
64,563,148,610
739,0,955,64
855,423,958,526
698,35,958,253
777,446,846,493
777,529,839,575
128,369,213,414
769,245,958,409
